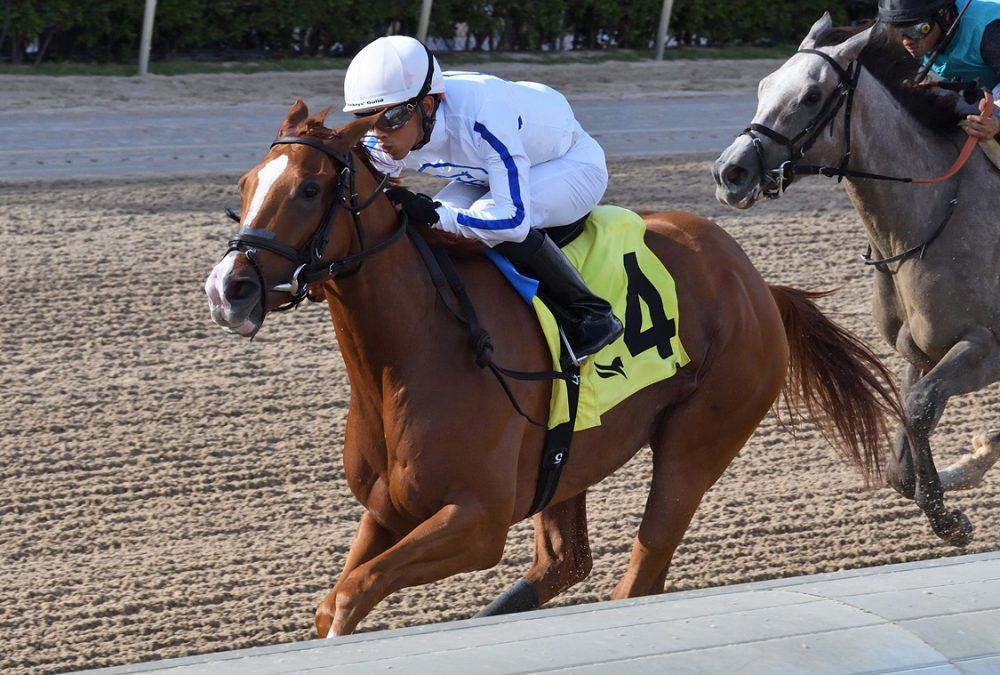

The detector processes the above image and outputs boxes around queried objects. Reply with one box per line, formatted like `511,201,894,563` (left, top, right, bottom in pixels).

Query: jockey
342,35,623,361
878,0,1000,139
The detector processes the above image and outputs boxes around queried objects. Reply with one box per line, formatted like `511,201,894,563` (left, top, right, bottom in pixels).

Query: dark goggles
891,19,935,41
355,101,417,131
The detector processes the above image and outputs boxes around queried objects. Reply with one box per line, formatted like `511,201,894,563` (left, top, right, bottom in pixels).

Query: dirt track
2,62,999,675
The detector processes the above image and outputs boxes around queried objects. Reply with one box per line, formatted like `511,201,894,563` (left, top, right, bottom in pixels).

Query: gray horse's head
713,13,873,208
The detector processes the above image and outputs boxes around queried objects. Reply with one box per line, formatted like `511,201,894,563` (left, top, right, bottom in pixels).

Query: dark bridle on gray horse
742,48,862,198
741,43,986,269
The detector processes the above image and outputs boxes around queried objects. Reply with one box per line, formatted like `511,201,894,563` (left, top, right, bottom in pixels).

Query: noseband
224,136,401,312
741,48,860,198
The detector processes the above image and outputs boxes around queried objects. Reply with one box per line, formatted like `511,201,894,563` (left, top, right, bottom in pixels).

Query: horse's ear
278,99,310,137
830,24,874,63
799,12,833,50
330,115,377,153
313,106,332,126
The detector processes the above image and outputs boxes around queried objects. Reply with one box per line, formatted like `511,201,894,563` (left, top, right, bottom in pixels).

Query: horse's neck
323,214,441,389
840,70,967,253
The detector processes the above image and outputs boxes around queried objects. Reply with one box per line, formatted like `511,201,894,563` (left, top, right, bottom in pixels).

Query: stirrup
559,328,587,366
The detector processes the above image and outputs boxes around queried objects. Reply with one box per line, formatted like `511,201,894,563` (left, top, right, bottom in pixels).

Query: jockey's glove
385,187,440,225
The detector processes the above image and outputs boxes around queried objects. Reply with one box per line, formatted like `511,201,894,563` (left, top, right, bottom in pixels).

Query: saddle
409,205,691,517
489,205,690,431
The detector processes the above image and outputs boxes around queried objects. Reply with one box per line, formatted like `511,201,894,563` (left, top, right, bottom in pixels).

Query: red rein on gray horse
205,100,903,637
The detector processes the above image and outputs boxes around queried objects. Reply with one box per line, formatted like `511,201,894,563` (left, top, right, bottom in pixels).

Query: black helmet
877,0,952,23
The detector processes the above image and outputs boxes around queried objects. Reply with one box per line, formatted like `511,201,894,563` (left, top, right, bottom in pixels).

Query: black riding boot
496,228,624,360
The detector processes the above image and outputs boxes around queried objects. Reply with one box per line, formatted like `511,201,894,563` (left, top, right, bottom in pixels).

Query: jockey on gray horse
879,0,1000,139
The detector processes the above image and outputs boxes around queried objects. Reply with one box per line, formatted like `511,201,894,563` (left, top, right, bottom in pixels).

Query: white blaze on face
205,154,291,334
205,251,239,311
244,155,289,228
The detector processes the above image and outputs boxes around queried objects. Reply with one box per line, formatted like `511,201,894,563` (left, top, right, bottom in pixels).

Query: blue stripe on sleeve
456,121,525,231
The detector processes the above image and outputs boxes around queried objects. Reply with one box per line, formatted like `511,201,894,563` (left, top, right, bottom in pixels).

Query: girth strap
526,360,580,518
405,228,583,517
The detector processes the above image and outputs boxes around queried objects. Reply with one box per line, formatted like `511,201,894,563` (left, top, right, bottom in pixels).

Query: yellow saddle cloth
535,205,690,431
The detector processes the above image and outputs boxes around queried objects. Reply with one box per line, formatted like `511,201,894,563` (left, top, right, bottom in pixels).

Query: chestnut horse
205,100,903,637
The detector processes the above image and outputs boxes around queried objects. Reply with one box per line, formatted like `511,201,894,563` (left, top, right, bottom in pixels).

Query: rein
224,135,396,313
861,197,958,270
406,227,579,426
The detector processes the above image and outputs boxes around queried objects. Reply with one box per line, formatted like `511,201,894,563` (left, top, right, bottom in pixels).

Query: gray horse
713,13,1000,547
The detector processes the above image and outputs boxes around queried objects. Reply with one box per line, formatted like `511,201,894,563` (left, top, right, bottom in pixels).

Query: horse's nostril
725,165,747,187
226,277,259,304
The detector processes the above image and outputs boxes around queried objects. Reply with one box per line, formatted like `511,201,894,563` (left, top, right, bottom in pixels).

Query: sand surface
2,59,998,674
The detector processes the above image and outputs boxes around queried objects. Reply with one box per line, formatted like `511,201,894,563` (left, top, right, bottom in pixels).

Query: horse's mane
292,115,485,257
816,22,964,134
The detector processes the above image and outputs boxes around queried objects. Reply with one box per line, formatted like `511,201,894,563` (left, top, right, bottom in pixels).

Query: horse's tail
768,284,904,487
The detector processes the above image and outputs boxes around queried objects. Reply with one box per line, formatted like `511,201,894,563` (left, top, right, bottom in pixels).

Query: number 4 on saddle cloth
487,205,691,432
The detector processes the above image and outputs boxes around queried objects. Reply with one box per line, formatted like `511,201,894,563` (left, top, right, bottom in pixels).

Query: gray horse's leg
886,363,923,500
938,428,1000,490
902,328,1000,546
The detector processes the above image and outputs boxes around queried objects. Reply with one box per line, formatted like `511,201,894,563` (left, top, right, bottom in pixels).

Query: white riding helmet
343,36,445,114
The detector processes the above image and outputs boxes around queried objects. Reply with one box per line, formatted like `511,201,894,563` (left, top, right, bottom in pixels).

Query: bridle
741,48,861,199
224,136,400,313
741,44,983,197
738,45,982,270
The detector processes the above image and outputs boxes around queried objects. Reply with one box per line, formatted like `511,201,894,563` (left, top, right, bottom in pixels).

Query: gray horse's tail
769,284,905,487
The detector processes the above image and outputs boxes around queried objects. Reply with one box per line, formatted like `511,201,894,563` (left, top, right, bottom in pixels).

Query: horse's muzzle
205,252,264,337
713,139,763,209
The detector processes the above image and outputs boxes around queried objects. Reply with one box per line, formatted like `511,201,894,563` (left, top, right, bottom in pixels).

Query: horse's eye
803,91,822,106
303,183,320,199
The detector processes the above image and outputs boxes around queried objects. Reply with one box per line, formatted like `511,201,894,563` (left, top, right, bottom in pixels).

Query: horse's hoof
940,510,974,548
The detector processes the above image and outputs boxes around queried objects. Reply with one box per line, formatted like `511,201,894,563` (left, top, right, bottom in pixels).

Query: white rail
82,551,1000,674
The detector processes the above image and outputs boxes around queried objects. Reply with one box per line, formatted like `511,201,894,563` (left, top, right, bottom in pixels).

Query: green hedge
0,0,854,64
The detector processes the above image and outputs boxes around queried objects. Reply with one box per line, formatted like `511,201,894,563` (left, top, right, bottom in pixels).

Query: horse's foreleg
903,329,1000,546
321,503,507,637
316,510,396,639
885,363,922,500
476,492,592,617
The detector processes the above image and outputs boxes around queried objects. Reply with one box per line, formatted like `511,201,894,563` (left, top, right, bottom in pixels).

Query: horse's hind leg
613,372,780,598
885,363,923,500
477,492,592,617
